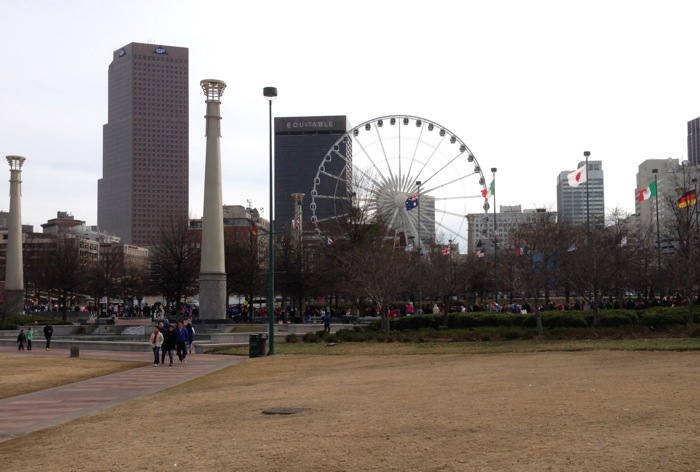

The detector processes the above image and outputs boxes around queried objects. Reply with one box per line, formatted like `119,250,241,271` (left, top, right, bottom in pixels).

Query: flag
481,180,495,201
678,190,697,208
515,247,528,256
405,242,415,252
567,243,577,252
475,248,485,259
637,181,657,202
567,164,587,187
405,193,419,210
442,246,451,256
326,236,334,245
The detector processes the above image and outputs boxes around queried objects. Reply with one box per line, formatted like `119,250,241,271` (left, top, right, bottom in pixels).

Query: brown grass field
1,349,700,471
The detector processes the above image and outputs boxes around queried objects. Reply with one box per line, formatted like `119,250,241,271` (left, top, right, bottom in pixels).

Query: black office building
688,117,700,165
274,115,350,234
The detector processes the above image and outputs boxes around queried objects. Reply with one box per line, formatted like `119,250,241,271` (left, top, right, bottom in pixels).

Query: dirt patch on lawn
1,351,699,471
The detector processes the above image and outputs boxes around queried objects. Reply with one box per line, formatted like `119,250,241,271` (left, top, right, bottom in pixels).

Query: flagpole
491,167,498,304
584,151,590,234
416,180,422,314
652,168,662,301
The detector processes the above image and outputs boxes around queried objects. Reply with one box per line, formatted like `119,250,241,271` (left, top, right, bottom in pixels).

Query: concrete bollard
70,346,80,358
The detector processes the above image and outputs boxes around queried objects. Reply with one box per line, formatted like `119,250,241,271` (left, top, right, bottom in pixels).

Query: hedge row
388,306,693,331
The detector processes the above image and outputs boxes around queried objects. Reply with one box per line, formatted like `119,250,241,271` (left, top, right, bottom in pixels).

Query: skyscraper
556,160,605,226
98,43,189,246
688,117,700,165
273,116,350,234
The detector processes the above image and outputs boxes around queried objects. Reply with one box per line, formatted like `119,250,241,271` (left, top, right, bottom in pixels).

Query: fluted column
198,80,227,320
5,156,26,315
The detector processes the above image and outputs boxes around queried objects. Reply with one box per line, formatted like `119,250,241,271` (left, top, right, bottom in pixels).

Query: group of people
150,320,195,367
16,323,53,351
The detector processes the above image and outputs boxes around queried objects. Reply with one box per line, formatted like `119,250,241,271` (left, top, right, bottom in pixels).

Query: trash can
249,333,267,358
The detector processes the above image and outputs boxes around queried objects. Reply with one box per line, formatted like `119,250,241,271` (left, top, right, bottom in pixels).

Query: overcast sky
1,0,698,233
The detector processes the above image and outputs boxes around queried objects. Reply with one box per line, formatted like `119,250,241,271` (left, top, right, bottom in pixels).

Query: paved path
0,346,246,442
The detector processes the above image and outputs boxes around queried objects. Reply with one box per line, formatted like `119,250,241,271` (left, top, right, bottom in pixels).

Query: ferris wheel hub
393,193,408,209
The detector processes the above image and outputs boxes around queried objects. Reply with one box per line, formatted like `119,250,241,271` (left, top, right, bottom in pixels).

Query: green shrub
285,333,299,343
638,309,687,327
302,332,321,343
689,326,700,338
604,310,638,327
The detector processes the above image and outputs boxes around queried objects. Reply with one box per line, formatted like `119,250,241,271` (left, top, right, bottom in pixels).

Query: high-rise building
98,42,189,246
556,160,605,227
687,117,700,165
466,205,554,254
273,116,350,234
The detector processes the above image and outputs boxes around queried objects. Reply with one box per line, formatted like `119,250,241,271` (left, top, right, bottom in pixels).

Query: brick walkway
0,347,245,442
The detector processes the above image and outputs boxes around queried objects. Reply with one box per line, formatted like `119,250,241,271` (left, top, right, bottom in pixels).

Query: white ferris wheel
309,115,490,251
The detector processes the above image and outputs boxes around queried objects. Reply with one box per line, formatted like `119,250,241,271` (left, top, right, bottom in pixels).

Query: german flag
678,190,698,209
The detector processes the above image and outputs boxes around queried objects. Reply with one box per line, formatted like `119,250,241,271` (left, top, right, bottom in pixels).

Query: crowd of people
150,320,195,366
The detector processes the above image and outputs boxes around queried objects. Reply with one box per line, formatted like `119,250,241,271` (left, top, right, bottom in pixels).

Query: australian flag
405,193,419,211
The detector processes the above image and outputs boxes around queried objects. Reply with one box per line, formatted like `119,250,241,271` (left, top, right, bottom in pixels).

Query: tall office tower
98,43,189,246
688,117,700,165
556,160,605,226
274,116,350,234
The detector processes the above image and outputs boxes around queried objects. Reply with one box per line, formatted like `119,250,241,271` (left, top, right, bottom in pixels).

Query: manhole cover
262,407,310,415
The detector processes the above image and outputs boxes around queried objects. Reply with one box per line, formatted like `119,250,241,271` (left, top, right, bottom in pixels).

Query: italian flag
637,181,657,202
481,180,495,201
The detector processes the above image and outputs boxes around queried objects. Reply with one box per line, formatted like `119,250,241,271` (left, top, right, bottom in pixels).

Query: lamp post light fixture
652,168,661,301
264,86,277,355
491,167,498,303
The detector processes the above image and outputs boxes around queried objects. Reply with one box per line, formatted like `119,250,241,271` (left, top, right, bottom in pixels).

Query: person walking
43,323,54,350
185,322,195,354
25,327,34,350
175,321,188,363
150,326,164,367
17,329,26,351
157,321,168,365
162,324,176,366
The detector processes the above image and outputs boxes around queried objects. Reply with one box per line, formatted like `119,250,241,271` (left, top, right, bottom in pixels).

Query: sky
1,0,699,233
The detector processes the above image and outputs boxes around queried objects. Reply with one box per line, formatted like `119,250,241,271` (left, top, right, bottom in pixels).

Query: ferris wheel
309,115,490,250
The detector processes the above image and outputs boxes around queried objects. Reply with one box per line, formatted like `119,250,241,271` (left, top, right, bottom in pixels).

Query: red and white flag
567,164,587,187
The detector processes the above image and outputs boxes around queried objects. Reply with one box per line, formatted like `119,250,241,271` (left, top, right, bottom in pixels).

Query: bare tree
46,235,86,321
503,211,566,334
561,208,642,326
660,170,700,324
149,217,200,316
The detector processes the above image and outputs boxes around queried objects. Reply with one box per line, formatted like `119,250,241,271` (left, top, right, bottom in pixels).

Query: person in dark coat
43,323,53,350
185,322,195,354
17,329,26,351
174,321,189,363
161,324,177,366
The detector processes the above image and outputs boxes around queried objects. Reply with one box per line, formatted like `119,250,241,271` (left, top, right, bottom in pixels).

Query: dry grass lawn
1,350,700,471
0,356,146,399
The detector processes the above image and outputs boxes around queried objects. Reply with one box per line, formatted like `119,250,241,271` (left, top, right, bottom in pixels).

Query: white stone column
198,80,227,320
5,156,26,315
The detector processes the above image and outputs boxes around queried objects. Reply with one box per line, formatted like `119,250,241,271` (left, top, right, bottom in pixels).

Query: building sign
275,116,347,133
153,46,169,55
119,48,127,58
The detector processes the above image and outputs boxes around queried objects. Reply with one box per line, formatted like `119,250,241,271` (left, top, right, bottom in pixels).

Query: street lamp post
652,168,661,301
264,86,277,355
416,180,422,314
491,168,498,303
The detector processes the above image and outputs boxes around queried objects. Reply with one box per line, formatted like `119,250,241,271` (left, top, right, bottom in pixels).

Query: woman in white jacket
150,326,164,366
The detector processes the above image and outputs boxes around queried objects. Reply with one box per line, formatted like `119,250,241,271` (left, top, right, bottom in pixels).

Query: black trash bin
249,333,267,358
